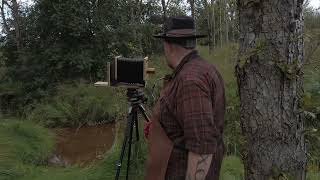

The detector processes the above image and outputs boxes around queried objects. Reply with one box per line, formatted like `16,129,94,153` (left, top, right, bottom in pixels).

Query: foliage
0,0,163,113
26,83,125,128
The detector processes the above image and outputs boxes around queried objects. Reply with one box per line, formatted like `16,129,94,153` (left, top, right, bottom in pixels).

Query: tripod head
126,88,147,105
126,88,150,123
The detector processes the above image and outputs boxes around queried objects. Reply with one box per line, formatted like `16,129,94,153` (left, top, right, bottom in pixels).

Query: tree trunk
0,0,9,34
203,0,212,53
236,0,306,179
224,0,229,43
130,0,143,56
188,0,195,19
161,0,167,22
1,0,22,51
11,0,22,51
212,0,216,47
219,0,222,47
230,7,235,42
203,0,215,53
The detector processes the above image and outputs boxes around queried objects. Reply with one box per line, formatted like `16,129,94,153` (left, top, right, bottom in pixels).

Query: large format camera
95,56,154,88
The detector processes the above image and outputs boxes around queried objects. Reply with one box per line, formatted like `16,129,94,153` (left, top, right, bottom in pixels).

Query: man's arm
177,79,216,180
185,152,213,180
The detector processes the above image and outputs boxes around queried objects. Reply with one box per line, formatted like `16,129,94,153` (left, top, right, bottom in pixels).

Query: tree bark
11,0,22,50
236,0,306,179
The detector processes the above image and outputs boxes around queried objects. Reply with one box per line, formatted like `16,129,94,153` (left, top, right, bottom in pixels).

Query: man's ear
166,41,175,52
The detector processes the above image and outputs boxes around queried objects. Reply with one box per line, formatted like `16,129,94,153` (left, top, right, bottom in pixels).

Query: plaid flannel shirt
157,50,226,180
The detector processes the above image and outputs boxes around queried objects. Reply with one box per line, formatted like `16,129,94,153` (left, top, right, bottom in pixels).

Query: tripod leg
138,104,150,122
134,112,139,141
126,112,134,180
115,114,131,180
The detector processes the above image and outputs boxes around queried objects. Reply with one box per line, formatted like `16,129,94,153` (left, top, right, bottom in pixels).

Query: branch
165,0,171,9
0,0,10,34
2,0,12,9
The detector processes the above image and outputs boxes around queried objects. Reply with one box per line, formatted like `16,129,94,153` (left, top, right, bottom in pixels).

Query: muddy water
53,123,116,166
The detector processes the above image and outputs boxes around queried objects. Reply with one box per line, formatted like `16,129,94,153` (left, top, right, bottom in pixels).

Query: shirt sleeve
176,79,218,154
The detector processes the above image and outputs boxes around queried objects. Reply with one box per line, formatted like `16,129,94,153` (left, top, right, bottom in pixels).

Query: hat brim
153,33,207,39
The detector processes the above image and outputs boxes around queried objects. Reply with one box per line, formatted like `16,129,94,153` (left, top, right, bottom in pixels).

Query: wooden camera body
95,56,155,88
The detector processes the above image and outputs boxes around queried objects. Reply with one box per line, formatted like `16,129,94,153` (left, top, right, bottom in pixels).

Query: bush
27,83,125,128
0,81,25,115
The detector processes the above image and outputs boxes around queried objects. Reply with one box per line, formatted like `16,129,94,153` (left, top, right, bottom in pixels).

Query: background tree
196,0,238,52
0,0,162,112
236,0,306,179
161,0,170,21
0,0,24,51
188,0,195,18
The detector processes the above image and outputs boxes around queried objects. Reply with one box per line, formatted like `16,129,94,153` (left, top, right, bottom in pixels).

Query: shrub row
26,83,125,128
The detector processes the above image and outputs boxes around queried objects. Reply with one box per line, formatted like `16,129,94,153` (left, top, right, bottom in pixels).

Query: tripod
115,88,150,180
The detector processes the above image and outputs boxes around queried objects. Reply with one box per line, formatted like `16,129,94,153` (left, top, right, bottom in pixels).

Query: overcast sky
309,0,320,9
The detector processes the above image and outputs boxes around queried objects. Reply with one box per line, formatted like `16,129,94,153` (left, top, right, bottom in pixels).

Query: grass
0,119,54,180
220,156,244,180
198,44,238,84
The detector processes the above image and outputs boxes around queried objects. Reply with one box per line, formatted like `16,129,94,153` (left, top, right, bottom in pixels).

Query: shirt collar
171,50,198,79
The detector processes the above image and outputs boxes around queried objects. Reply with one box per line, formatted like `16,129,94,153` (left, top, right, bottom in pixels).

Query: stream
52,123,116,166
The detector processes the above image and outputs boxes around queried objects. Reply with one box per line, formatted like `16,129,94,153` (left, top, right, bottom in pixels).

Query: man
145,16,225,180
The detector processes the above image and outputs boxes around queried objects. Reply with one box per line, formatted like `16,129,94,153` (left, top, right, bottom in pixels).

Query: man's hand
185,152,213,180
144,121,152,139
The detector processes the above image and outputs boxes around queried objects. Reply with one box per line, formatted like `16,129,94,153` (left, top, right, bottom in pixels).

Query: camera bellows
117,58,145,86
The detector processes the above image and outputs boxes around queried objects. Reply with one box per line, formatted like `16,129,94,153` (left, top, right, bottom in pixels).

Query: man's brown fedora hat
153,16,206,39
